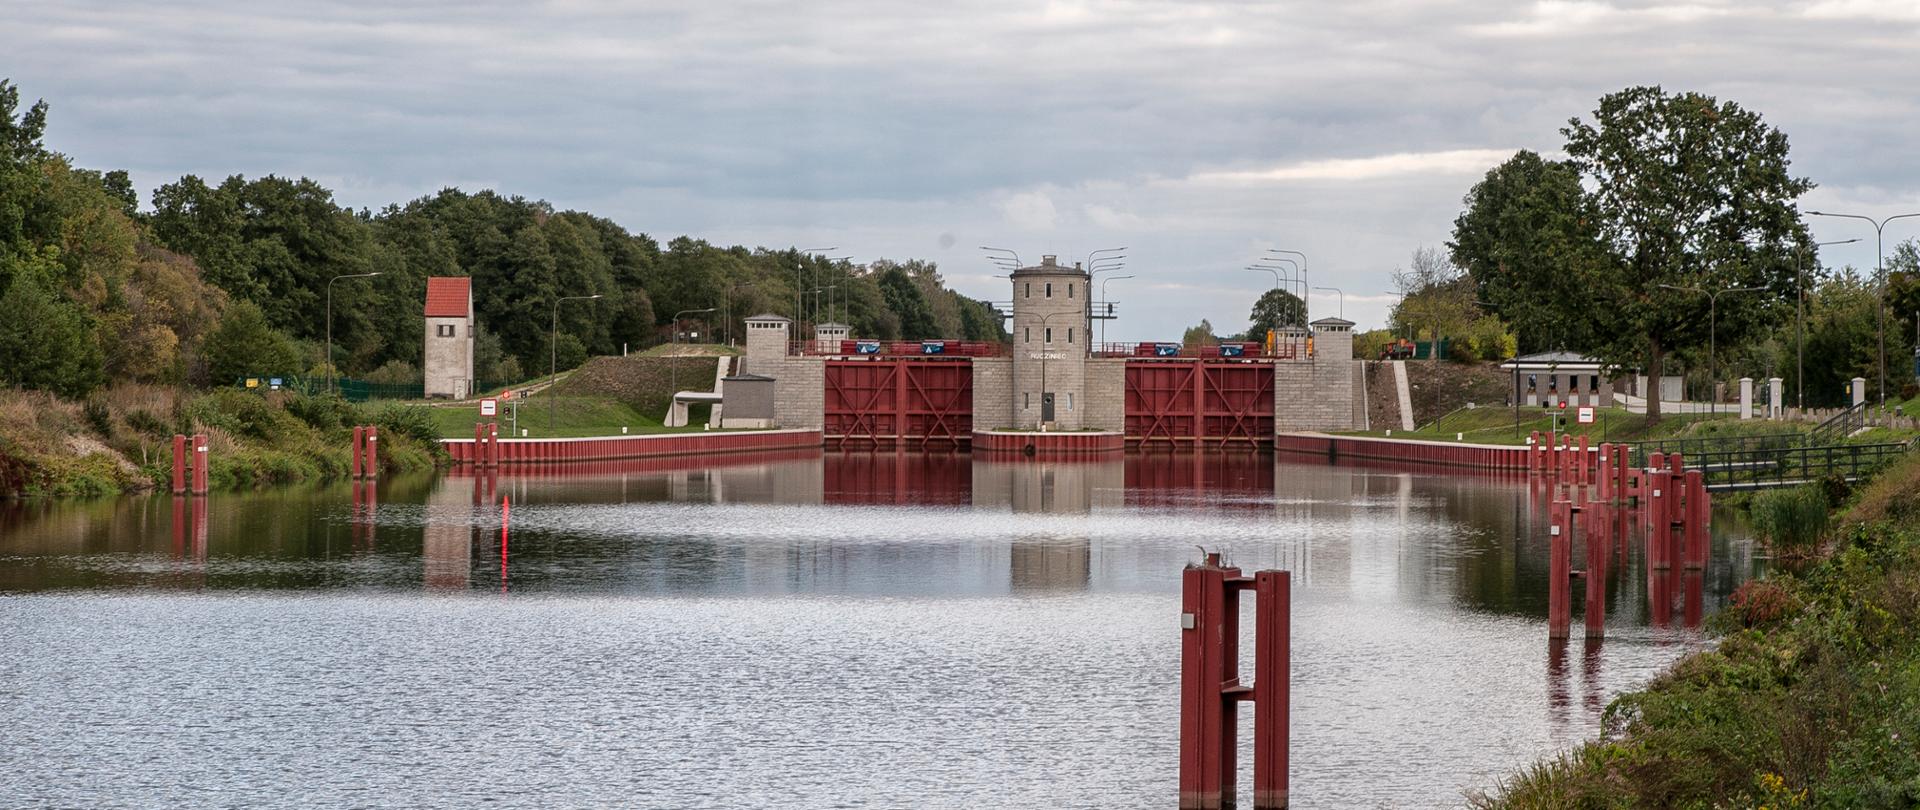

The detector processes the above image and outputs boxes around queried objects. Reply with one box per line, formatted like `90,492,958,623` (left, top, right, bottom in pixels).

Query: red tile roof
424,277,471,318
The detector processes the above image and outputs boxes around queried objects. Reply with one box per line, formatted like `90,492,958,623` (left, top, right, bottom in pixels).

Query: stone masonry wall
972,357,1014,432
1083,359,1127,431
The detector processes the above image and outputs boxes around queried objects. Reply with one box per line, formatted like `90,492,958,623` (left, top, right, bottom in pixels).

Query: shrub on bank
1750,484,1829,555
0,384,448,497
1472,519,1920,808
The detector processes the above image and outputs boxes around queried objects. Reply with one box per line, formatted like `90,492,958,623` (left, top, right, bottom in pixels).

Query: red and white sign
480,398,498,417
1577,406,1596,424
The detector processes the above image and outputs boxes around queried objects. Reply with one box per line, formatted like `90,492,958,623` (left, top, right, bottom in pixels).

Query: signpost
480,398,498,417
1576,406,1595,425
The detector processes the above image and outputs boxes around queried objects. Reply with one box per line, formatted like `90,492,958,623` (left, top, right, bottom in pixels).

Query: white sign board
1576,406,1595,424
480,398,498,417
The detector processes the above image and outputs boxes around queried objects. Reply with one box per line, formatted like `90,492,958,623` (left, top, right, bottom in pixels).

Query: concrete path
1392,361,1414,431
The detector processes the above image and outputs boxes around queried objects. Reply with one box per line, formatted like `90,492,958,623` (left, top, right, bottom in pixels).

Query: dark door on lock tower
1041,392,1055,423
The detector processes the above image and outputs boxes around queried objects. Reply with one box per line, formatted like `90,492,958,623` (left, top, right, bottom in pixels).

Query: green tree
1182,319,1216,346
0,271,105,397
1246,288,1306,340
877,264,938,339
1450,150,1610,354
1454,87,1812,422
202,299,300,384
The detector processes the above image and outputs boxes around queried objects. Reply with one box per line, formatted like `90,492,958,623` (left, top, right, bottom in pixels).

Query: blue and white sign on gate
855,341,881,355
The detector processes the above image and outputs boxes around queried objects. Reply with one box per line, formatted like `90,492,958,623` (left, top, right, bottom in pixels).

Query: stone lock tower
1010,255,1090,429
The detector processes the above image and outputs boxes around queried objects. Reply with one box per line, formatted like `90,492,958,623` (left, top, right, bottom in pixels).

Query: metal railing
1809,402,1867,446
1091,341,1306,360
1625,432,1805,467
790,340,1009,358
1688,440,1914,491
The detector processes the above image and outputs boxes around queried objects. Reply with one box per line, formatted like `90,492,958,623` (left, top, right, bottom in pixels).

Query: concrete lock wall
1083,359,1127,432
1273,321,1359,433
971,357,1014,431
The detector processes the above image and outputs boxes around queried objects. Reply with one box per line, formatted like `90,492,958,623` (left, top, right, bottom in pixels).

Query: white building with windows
423,276,476,399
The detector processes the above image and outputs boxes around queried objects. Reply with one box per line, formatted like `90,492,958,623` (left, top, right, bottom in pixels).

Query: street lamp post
1268,249,1309,321
1658,283,1766,416
1808,210,1920,409
550,293,604,430
1257,256,1306,322
1244,265,1297,336
668,306,718,407
1099,274,1134,348
325,271,382,395
1797,238,1860,411
1312,286,1345,319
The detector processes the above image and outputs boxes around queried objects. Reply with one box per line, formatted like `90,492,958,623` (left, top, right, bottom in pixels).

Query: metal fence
1689,441,1914,491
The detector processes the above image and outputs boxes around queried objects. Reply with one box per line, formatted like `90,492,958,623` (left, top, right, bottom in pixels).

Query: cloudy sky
6,0,1920,340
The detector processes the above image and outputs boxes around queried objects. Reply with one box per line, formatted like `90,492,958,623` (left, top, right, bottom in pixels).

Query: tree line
1443,85,1917,416
0,79,1004,399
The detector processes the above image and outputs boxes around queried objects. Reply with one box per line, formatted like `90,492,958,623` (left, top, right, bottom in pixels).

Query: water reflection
0,450,1763,809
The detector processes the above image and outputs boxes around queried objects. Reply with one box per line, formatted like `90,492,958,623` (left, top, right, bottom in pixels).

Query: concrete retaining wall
972,430,1125,455
448,428,821,465
1274,432,1531,470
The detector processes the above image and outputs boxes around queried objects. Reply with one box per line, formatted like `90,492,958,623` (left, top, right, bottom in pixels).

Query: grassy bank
425,394,710,439
1473,452,1920,808
0,385,444,497
1343,405,1791,445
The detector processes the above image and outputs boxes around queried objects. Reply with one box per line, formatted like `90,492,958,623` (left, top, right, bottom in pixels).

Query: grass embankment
1473,452,1920,808
1343,405,1799,445
0,385,443,497
426,394,709,439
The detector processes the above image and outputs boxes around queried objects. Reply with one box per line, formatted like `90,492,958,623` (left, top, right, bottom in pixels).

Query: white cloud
1802,0,1920,20
999,190,1059,231
1187,150,1519,185
3,0,1917,340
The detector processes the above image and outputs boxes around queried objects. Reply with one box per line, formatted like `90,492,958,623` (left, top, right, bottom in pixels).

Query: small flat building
1500,350,1613,408
424,277,476,399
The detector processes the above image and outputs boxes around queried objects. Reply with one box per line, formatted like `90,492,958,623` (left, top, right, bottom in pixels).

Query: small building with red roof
423,277,475,398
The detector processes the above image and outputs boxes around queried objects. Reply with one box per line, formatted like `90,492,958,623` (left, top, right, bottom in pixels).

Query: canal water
0,451,1759,808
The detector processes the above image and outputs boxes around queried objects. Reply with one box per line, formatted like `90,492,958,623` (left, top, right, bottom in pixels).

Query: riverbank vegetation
1472,452,1920,808
0,385,441,497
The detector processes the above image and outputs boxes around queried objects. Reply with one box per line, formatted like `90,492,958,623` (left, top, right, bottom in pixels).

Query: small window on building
436,324,455,337
1045,282,1053,298
1068,284,1074,299
1590,374,1599,392
1066,393,1075,411
1024,392,1030,410
1025,327,1031,343
1025,282,1030,299
1067,328,1073,344
1045,327,1053,343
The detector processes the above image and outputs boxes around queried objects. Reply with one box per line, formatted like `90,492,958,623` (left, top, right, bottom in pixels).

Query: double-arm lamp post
1657,283,1766,415
1807,210,1920,408
1099,274,1134,348
549,293,604,430
1796,238,1860,410
668,306,718,410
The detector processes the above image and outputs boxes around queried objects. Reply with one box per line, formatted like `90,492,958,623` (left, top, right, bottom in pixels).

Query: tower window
1068,284,1074,299
1066,393,1074,411
1045,327,1052,343
1024,327,1031,343
436,324,455,337
1024,392,1030,409
1067,328,1073,344
1045,282,1052,298
1025,282,1030,299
